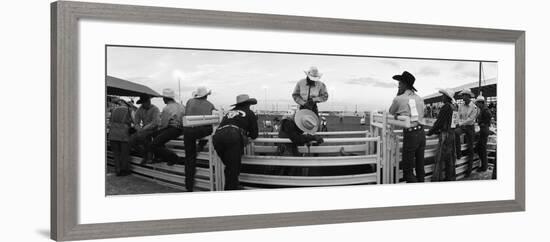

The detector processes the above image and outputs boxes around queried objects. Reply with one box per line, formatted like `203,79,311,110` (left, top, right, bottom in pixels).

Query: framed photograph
51,1,525,241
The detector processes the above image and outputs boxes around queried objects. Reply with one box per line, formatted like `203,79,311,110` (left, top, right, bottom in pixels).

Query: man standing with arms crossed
454,88,478,177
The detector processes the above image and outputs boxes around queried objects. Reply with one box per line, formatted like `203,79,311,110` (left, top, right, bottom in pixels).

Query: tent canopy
106,75,161,97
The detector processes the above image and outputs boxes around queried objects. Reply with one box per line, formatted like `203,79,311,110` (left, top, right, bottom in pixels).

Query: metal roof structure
106,75,162,97
423,77,497,104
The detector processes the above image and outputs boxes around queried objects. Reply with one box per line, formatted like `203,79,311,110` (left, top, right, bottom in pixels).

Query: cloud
417,66,440,76
345,77,395,88
380,59,400,68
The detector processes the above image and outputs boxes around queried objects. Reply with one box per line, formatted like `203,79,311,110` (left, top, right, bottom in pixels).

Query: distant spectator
320,116,328,132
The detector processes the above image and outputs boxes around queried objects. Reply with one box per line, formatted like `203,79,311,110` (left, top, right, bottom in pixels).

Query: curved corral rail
106,114,496,192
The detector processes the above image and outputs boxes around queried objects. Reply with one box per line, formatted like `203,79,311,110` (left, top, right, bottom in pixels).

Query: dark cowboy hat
392,71,417,92
231,94,258,106
136,95,151,104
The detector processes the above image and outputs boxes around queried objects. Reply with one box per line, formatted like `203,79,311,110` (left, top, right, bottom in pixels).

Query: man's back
185,98,215,116
389,90,425,124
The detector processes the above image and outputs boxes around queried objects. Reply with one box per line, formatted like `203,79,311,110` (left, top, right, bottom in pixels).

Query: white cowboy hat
459,88,475,98
294,109,320,134
231,94,258,106
304,66,323,81
438,89,455,102
162,88,176,99
193,86,212,98
475,95,485,102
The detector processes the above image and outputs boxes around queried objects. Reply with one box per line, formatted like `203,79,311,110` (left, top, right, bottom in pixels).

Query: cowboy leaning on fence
213,94,259,190
426,89,457,181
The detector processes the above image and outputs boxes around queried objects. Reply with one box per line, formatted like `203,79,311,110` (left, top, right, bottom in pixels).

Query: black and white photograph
106,45,498,194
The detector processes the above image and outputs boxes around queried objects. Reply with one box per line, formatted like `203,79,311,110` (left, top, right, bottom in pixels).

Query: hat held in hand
294,109,320,134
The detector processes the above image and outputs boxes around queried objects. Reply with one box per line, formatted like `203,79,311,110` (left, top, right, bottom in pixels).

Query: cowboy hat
392,71,417,92
438,89,455,103
231,94,258,106
136,95,151,104
162,88,176,99
304,66,323,81
193,86,212,98
475,95,485,103
294,109,320,134
459,88,475,98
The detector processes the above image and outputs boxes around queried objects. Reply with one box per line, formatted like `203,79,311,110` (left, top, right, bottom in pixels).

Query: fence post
380,111,386,184
376,136,381,184
207,135,214,191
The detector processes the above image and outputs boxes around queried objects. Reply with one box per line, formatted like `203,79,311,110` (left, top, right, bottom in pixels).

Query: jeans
402,128,426,182
110,140,130,175
129,129,155,159
213,127,244,190
150,126,183,165
477,126,490,171
455,125,474,175
182,126,213,191
432,130,456,181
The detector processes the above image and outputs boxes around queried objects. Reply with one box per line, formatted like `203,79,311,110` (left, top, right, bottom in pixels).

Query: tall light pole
172,70,184,104
262,85,268,113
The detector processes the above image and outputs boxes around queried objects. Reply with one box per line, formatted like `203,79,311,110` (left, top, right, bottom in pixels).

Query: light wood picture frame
51,1,525,241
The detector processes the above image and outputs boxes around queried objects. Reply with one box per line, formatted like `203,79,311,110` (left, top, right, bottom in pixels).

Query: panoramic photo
105,45,498,195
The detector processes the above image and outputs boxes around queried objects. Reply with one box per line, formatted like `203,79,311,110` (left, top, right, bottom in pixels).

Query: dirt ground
106,167,184,195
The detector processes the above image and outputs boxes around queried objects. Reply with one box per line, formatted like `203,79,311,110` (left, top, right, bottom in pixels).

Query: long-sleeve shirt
389,90,425,125
292,78,329,106
108,105,133,142
159,102,185,129
427,102,453,135
219,106,259,139
458,102,477,126
134,105,160,131
477,106,492,127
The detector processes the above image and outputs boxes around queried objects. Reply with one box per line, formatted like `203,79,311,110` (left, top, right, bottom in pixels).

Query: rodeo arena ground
106,71,497,195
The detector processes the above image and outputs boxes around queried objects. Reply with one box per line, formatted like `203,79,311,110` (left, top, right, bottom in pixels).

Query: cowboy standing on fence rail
292,66,329,115
182,87,216,192
389,71,426,183
426,89,457,181
213,94,259,190
454,88,478,177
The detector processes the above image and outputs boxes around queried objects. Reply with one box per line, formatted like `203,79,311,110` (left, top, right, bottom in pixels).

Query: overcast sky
107,46,497,112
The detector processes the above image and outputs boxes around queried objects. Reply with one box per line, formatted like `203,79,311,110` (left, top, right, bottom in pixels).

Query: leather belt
403,125,423,133
217,124,241,131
